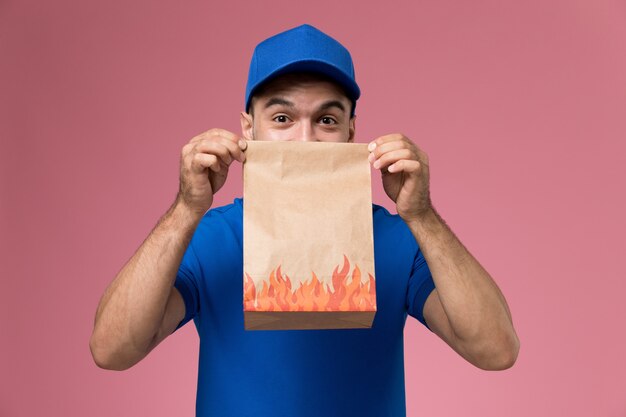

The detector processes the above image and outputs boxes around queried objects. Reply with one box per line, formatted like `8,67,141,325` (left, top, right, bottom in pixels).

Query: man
90,24,519,416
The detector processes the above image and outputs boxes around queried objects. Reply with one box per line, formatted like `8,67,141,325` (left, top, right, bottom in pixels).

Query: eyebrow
263,97,346,113
264,97,295,109
318,100,346,113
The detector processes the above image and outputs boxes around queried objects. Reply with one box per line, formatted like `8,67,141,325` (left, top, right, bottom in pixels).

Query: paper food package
243,140,377,330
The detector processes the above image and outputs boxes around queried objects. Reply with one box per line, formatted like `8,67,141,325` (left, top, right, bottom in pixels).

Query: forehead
251,73,351,110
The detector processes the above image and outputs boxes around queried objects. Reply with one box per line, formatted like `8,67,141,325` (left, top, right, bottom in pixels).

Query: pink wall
1,0,625,416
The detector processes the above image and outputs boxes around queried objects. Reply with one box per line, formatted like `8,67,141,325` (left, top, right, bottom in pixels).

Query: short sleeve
172,241,201,332
406,246,436,330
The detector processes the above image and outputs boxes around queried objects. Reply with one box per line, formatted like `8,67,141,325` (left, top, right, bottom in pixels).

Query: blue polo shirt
173,197,435,417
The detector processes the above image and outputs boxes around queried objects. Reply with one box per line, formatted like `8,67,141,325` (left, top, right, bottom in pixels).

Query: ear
240,111,254,140
347,115,356,143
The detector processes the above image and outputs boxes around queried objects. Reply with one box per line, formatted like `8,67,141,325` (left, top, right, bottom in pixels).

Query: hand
176,128,247,214
368,133,432,222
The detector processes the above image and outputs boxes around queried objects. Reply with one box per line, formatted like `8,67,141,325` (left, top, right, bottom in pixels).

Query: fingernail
368,142,376,151
239,139,247,149
368,153,375,163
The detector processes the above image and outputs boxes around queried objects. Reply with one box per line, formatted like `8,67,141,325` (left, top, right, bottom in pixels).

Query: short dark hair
247,71,356,117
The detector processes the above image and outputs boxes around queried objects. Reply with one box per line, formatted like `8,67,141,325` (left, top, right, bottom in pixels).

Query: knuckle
202,142,218,155
213,143,229,157
195,131,211,142
220,136,239,152
210,128,231,139
182,143,194,154
190,153,202,167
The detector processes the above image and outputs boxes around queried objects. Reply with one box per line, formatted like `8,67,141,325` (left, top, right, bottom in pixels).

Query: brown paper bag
243,141,377,330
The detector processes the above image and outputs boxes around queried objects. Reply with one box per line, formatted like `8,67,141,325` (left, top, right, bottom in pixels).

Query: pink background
1,1,625,416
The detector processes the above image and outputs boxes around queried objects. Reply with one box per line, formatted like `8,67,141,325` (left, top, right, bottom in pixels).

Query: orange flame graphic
244,255,376,312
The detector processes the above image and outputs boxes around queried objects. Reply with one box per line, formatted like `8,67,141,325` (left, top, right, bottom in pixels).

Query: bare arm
367,133,519,370
409,209,520,370
89,200,202,370
89,128,247,370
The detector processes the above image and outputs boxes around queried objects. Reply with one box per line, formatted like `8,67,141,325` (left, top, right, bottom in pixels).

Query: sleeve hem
414,278,436,331
173,275,195,332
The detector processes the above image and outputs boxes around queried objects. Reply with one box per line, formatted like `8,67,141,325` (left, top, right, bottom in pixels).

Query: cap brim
246,59,360,113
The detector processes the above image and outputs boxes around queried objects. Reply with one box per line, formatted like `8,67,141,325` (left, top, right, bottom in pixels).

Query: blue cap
245,24,360,116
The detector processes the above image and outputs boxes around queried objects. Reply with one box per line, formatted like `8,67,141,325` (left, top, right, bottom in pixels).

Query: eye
320,116,337,125
273,115,290,123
